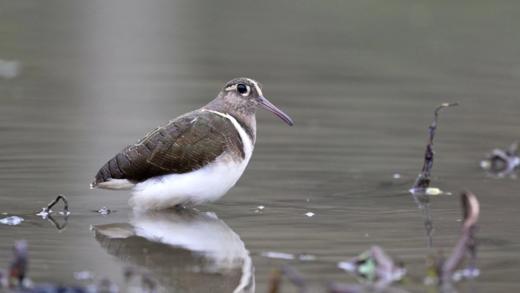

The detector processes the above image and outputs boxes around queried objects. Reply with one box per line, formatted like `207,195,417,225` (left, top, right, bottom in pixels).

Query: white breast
129,110,254,210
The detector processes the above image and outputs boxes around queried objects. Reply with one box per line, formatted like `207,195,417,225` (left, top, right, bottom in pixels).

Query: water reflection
412,193,434,248
94,209,254,293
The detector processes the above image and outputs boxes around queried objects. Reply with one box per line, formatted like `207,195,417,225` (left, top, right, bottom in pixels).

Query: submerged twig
441,191,480,283
412,193,434,248
424,191,480,291
46,214,69,231
411,102,458,194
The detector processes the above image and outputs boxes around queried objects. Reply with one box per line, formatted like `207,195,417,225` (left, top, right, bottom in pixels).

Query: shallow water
1,1,519,292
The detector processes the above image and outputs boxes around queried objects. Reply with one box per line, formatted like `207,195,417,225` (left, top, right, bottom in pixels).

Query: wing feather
93,110,243,186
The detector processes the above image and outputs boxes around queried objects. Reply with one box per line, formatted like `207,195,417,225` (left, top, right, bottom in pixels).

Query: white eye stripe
226,83,252,96
245,78,263,96
225,84,238,91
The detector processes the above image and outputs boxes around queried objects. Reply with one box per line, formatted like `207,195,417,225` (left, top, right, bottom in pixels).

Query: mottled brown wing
93,110,244,185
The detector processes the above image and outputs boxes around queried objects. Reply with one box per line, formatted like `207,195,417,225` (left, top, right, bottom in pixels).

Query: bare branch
44,194,69,213
411,102,458,193
37,195,70,231
442,191,480,281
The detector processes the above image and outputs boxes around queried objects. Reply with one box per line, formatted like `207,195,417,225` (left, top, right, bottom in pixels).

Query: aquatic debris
480,141,519,178
262,251,317,262
0,216,24,226
36,195,70,230
409,103,457,248
1,240,163,292
262,251,295,260
95,206,112,216
0,59,20,79
442,191,480,282
337,246,406,286
37,194,70,218
451,267,480,282
8,240,29,288
423,191,480,290
266,192,480,292
305,212,315,218
254,205,265,213
268,266,307,293
410,102,458,195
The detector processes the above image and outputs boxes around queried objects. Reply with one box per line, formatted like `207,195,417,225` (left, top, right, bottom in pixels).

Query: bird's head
217,77,294,126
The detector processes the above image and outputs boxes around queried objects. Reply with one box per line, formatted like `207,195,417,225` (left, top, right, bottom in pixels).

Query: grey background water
0,1,519,292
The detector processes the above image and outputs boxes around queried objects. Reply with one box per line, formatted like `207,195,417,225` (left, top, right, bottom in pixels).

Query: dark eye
237,84,249,95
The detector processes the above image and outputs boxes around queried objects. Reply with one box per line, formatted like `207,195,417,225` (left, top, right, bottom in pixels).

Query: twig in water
37,195,70,230
412,194,434,248
409,103,457,248
411,102,458,194
37,194,69,217
44,194,69,214
424,191,480,291
441,191,480,283
46,214,69,231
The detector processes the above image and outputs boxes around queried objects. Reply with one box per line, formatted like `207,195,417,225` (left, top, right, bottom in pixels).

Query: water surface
0,1,519,292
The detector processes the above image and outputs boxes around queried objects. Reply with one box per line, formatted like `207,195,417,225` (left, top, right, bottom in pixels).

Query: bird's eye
236,84,249,96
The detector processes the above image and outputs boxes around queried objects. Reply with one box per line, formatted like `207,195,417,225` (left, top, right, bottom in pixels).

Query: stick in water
441,191,480,282
39,195,70,230
43,194,69,214
411,102,458,193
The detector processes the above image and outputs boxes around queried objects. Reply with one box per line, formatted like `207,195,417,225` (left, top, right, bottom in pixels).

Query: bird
91,77,293,210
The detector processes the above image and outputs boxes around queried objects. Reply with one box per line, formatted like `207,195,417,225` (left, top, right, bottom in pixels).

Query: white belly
129,154,250,210
130,109,254,210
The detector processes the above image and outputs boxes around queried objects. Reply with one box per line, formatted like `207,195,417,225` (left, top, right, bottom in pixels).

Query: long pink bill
258,96,294,126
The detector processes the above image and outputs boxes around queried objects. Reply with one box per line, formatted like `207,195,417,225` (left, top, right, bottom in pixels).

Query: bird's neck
203,99,257,144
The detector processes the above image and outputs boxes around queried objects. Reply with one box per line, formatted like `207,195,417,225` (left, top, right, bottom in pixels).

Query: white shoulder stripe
202,109,254,160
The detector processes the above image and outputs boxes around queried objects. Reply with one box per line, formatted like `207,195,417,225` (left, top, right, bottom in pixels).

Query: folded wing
93,110,244,187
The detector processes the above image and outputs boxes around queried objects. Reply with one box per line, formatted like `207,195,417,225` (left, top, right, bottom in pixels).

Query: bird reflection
94,209,255,293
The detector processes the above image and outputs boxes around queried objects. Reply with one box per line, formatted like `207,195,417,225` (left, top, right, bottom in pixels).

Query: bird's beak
258,96,294,126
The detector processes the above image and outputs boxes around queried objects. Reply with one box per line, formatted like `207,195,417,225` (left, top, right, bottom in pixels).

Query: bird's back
92,110,246,189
